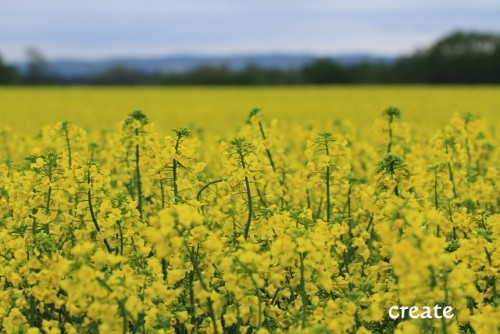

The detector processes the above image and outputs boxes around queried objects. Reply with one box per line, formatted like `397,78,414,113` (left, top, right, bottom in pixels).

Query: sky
1,0,499,62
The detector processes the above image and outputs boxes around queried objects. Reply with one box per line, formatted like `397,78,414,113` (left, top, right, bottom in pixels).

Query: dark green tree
0,54,19,84
90,65,147,85
23,48,58,85
425,31,500,83
302,58,350,84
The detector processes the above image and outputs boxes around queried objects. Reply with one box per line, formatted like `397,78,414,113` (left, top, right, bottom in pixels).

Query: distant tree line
1,31,499,85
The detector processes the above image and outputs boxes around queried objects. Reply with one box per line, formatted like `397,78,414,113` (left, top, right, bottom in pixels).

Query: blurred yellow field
0,86,499,134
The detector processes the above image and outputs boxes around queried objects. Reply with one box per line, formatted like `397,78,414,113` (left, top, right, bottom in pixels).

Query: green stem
161,258,167,281
188,271,196,326
43,162,53,234
87,171,112,253
172,159,179,203
118,299,128,334
347,184,351,218
306,188,311,212
172,132,184,204
254,178,268,207
187,243,218,334
243,174,253,240
325,165,331,222
29,295,38,327
390,168,400,197
299,253,308,329
323,138,331,222
117,221,124,256
445,142,458,198
447,162,457,198
135,128,143,218
237,149,253,240
485,247,497,302
434,169,439,210
196,179,224,201
315,198,323,225
258,120,276,172
387,115,393,154
159,179,165,209
44,186,51,234
63,122,72,168
32,207,38,237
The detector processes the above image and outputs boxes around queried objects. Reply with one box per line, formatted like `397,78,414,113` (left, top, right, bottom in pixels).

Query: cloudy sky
1,0,499,62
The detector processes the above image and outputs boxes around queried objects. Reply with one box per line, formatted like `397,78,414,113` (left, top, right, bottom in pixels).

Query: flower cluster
0,109,497,334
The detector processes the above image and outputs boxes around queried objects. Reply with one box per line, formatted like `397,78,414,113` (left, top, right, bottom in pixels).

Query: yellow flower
167,268,186,285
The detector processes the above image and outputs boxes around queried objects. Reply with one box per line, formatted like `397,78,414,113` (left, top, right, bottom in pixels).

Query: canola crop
0,108,498,334
1,86,500,134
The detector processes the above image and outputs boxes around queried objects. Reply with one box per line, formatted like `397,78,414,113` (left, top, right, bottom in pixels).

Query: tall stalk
124,111,149,218
87,167,112,253
172,128,190,204
299,253,308,329
230,138,254,240
134,127,143,218
62,121,73,168
384,106,400,154
445,138,458,198
317,132,334,222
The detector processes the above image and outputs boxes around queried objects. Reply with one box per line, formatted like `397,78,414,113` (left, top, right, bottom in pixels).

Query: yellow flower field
0,87,498,333
0,86,499,133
